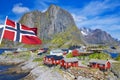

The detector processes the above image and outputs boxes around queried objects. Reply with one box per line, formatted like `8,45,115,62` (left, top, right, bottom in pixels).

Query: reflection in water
0,65,29,80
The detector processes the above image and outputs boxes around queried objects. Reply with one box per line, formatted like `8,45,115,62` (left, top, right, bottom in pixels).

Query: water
103,50,119,58
109,52,119,58
0,48,17,54
0,65,28,80
0,65,13,72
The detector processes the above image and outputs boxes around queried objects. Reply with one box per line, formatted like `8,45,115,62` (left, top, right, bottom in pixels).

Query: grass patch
66,52,73,58
115,54,120,61
33,57,43,62
89,52,111,60
1,51,32,60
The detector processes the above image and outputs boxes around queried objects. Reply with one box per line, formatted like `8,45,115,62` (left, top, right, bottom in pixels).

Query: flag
30,28,38,35
3,18,42,45
0,25,4,44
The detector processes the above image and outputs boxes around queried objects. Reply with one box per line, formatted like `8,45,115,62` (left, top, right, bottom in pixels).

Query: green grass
89,52,111,60
66,52,73,58
33,57,43,62
2,51,32,60
115,54,120,61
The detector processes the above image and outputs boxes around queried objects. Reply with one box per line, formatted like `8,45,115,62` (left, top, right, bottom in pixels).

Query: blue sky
0,0,120,40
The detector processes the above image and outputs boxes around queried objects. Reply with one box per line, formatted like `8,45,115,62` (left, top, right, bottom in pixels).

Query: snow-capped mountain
80,27,92,36
80,27,119,45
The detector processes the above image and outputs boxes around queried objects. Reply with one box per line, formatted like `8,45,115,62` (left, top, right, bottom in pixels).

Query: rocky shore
0,55,72,80
0,55,25,65
0,54,119,80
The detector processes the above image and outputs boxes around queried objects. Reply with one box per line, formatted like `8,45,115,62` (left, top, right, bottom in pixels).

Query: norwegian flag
3,18,42,45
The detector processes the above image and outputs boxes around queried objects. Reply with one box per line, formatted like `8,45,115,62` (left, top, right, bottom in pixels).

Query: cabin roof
54,56,63,60
89,59,109,65
63,58,78,62
46,55,56,58
51,49,64,53
45,55,63,60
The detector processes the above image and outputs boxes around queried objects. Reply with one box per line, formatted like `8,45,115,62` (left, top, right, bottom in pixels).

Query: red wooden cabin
43,55,54,65
60,58,78,69
53,56,63,65
89,59,111,70
43,55,63,66
72,49,79,57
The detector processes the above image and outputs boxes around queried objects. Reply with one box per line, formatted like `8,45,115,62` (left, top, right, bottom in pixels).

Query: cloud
0,16,6,24
78,15,120,27
70,0,120,39
41,8,47,12
12,3,30,14
78,0,120,17
34,0,58,10
72,14,87,22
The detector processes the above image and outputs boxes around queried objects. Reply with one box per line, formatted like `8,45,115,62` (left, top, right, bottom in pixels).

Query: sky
0,0,120,40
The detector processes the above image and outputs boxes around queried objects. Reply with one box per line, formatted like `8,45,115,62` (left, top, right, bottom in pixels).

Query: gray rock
77,76,91,80
28,66,68,80
21,60,39,70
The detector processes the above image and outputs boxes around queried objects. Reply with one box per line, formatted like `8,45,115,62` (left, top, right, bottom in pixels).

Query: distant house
60,58,78,69
61,49,69,55
72,49,92,57
87,48,103,53
37,48,48,55
16,48,27,52
50,49,64,56
89,59,111,70
43,55,63,66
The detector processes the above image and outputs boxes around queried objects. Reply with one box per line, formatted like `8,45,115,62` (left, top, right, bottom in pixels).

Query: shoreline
0,54,119,80
0,55,25,65
0,55,31,80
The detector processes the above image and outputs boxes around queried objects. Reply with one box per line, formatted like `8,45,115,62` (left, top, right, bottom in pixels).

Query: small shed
60,58,78,69
50,49,64,56
89,59,111,70
72,49,92,57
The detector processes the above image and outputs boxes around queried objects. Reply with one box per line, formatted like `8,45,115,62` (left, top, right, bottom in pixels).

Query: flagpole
0,16,8,44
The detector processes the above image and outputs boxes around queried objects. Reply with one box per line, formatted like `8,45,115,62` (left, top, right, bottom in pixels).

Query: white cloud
41,8,47,13
34,0,58,10
78,0,120,17
12,3,30,14
70,0,120,40
72,14,87,22
78,16,120,27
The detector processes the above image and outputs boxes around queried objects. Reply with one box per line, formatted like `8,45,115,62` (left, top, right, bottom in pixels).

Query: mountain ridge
80,27,120,45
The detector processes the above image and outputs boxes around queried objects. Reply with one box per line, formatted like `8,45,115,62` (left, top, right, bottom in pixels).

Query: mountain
19,5,84,48
80,27,119,45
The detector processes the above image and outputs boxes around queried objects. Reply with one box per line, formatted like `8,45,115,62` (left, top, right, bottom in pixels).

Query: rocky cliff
19,5,84,48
